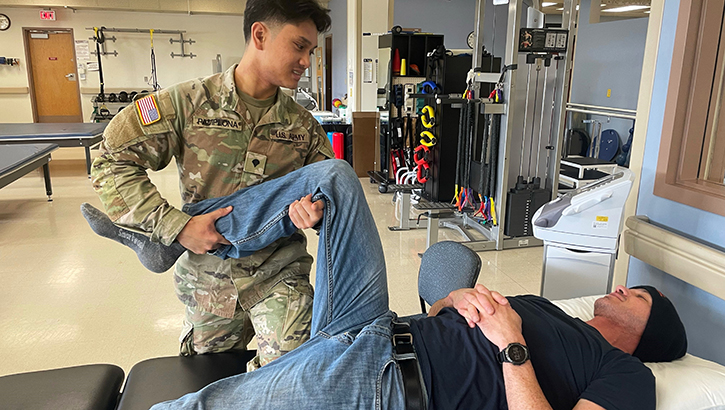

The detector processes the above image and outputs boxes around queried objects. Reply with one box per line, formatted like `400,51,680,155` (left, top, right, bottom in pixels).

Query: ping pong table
0,123,107,177
0,144,59,201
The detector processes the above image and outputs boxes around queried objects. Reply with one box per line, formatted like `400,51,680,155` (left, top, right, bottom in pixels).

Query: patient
87,160,688,409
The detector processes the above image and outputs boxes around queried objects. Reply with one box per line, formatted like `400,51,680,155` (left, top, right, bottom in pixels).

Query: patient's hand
474,300,524,350
449,284,509,327
289,194,324,230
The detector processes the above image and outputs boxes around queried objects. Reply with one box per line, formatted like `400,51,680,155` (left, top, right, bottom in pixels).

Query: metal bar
461,213,495,240
502,236,543,249
567,103,637,115
565,107,637,120
483,105,506,115
86,27,186,34
85,146,92,177
426,213,440,249
42,162,53,201
461,240,497,252
492,0,523,250
473,0,486,72
471,72,500,84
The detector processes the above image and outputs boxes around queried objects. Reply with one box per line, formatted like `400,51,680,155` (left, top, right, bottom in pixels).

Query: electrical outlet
144,76,148,83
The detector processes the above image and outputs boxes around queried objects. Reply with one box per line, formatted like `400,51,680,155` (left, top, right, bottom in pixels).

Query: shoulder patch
156,89,177,118
135,95,161,126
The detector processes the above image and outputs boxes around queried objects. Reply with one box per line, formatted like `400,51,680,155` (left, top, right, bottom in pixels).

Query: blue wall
569,0,648,148
628,0,725,365
394,0,477,49
328,0,348,102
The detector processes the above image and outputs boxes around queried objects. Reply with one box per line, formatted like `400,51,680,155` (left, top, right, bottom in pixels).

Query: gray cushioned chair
417,241,482,313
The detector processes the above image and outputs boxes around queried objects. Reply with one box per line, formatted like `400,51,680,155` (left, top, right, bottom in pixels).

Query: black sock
80,203,187,273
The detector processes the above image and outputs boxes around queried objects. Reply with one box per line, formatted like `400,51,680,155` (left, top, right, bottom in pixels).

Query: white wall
360,0,389,111
0,7,247,123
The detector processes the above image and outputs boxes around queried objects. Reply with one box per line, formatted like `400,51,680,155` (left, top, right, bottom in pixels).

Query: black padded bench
0,143,58,201
117,351,255,410
0,364,124,410
0,351,255,410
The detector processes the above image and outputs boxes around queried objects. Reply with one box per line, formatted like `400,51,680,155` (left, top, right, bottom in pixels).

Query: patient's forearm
427,296,453,317
502,353,553,410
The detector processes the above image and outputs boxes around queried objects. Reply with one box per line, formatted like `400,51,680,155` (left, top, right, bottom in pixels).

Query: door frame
23,27,84,123
325,34,332,111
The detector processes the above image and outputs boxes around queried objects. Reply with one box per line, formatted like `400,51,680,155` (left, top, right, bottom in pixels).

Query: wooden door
26,29,82,123
325,35,332,111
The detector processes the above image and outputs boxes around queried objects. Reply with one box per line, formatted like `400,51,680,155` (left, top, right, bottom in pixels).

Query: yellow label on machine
596,216,609,222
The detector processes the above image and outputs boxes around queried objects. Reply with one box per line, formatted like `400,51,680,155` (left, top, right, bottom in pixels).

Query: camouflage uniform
91,64,334,370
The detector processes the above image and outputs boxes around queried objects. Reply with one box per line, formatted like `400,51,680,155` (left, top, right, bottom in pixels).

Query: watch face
0,14,10,31
508,344,528,363
467,31,476,49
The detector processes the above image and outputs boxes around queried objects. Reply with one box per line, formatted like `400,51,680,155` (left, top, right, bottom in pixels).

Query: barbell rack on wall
86,27,196,58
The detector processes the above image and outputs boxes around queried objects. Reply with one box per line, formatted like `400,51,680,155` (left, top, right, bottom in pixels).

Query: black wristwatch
497,343,530,366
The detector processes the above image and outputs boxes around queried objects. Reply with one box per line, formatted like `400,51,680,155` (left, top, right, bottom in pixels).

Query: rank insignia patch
135,95,161,126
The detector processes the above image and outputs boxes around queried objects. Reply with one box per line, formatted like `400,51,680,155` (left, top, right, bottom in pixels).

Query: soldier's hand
177,206,233,254
289,194,324,230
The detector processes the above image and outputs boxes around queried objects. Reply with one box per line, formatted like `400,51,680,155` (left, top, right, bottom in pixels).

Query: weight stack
504,188,550,237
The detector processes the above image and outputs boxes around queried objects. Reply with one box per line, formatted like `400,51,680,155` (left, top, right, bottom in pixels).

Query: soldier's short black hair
244,0,332,42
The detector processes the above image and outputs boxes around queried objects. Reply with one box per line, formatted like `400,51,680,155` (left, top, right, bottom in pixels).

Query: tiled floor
0,159,542,377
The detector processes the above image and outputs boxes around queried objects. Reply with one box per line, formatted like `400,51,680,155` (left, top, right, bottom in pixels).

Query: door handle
65,73,76,81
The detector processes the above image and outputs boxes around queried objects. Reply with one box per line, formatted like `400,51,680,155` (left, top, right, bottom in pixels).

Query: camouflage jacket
91,64,334,318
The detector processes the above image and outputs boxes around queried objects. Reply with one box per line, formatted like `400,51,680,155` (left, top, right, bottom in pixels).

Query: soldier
88,0,333,371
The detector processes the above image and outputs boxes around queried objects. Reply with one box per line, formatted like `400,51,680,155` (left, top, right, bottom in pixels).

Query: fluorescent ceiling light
542,2,557,6
603,5,650,12
644,10,650,13
556,7,564,10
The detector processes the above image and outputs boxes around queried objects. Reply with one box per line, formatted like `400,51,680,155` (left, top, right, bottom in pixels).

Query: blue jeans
152,160,406,409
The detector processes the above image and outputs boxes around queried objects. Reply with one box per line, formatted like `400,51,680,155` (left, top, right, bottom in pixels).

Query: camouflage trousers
179,275,314,372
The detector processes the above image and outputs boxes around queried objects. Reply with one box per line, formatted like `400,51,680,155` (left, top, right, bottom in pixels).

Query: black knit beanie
631,286,687,363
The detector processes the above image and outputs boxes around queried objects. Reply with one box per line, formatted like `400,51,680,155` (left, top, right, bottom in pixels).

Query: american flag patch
135,95,161,126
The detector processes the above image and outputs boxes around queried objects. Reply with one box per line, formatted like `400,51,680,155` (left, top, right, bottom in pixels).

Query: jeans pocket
334,332,355,346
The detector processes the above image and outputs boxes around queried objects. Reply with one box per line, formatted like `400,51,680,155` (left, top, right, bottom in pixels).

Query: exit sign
40,10,56,21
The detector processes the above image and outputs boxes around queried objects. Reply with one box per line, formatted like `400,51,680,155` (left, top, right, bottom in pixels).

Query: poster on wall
363,58,373,83
75,40,90,61
86,61,99,72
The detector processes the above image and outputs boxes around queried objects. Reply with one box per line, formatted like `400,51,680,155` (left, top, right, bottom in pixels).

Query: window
655,0,725,216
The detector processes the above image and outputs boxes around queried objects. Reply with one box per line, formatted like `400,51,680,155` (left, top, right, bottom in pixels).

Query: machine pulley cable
148,29,160,91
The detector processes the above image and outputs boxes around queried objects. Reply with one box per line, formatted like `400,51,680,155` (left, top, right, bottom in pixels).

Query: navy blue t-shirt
408,295,655,410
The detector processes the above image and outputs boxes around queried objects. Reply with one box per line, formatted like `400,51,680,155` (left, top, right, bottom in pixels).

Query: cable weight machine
415,0,576,252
